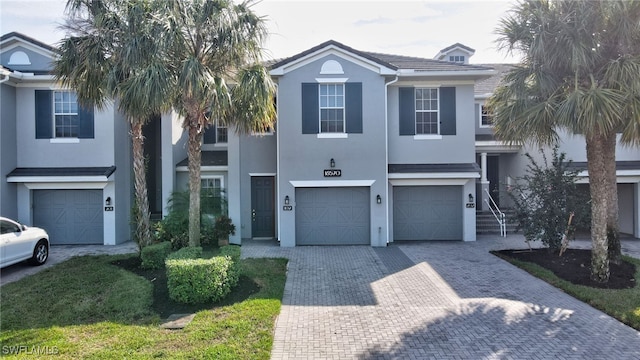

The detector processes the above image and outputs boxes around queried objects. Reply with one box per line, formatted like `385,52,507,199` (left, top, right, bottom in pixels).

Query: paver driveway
242,235,640,359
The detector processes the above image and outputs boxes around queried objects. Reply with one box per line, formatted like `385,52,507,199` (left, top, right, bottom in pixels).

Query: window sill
50,138,80,144
413,134,442,140
479,124,494,129
317,133,348,139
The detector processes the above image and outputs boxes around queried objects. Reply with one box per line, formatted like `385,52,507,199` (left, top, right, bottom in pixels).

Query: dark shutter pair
301,82,363,134
35,90,94,139
399,87,456,136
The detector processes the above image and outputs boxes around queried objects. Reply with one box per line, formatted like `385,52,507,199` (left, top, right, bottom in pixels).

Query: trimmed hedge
140,241,173,269
166,246,203,261
165,245,240,304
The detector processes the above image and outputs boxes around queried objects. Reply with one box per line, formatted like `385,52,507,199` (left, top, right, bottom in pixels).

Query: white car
0,217,49,268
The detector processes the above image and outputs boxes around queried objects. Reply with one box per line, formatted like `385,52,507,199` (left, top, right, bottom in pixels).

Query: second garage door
295,187,370,245
393,186,462,240
33,189,104,245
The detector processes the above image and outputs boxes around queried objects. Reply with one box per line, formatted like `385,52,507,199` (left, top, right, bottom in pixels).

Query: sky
0,0,521,64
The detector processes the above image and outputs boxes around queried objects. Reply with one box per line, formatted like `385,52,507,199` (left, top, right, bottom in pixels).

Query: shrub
166,246,203,261
213,215,236,242
509,147,591,251
165,256,240,304
154,189,226,249
140,241,173,269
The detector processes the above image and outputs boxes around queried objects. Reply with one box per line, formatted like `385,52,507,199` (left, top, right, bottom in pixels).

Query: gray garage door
295,187,370,245
33,189,103,245
393,186,462,240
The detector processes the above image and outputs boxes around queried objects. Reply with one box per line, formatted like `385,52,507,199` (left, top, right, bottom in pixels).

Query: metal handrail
484,189,506,237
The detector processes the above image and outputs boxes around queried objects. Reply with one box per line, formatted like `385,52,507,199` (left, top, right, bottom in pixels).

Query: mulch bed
493,248,637,289
111,256,260,318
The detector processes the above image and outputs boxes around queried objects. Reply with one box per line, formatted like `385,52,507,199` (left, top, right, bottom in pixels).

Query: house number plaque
323,169,342,177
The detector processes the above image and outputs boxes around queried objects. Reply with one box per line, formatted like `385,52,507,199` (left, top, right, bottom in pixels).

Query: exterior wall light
330,158,335,168
376,194,382,204
284,195,290,205
468,193,474,203
105,197,112,206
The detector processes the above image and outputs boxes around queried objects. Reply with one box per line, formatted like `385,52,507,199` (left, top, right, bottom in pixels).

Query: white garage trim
8,176,111,183
22,182,109,189
290,180,375,187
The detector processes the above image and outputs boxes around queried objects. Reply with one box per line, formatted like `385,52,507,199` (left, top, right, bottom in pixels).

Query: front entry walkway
241,235,640,359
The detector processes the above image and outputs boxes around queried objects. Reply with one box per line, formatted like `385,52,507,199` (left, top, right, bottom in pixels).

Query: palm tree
489,0,640,282
156,0,276,246
55,0,173,249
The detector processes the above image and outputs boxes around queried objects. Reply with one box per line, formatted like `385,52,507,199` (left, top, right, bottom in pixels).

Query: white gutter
384,76,398,245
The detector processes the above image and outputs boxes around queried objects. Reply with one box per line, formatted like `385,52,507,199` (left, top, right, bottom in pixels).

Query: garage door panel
295,187,370,245
33,190,103,245
393,186,462,241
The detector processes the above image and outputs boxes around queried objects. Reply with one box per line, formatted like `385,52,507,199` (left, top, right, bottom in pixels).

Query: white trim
388,172,480,180
315,77,348,83
384,76,398,245
249,173,277,177
176,166,228,172
270,46,396,76
576,170,640,179
8,51,31,65
317,133,348,139
389,179,470,186
290,180,375,187
413,134,443,140
22,182,108,189
50,138,80,144
8,176,111,183
395,80,474,87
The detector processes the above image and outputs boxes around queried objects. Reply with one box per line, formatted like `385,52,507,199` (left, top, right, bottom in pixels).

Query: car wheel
31,240,49,266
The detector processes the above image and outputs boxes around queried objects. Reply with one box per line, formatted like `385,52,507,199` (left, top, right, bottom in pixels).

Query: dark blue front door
251,176,275,238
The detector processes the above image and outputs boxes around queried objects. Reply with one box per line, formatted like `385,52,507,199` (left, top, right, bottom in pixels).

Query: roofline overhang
270,44,397,76
475,141,522,153
7,175,112,183
397,69,495,79
388,172,480,179
176,166,228,172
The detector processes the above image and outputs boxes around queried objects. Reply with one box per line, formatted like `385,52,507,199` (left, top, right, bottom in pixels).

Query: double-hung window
54,91,79,138
480,105,493,127
319,83,344,133
415,88,439,135
216,123,228,143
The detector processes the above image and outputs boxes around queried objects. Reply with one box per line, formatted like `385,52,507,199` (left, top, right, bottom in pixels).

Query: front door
251,176,275,238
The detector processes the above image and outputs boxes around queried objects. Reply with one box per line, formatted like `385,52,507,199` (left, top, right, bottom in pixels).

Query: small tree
509,147,590,251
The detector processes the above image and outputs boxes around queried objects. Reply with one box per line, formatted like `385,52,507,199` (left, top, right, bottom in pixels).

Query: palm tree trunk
603,133,621,264
187,114,202,247
586,132,616,282
131,121,152,250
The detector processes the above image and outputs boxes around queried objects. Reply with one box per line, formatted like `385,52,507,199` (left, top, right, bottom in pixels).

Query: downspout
0,69,11,83
384,75,398,246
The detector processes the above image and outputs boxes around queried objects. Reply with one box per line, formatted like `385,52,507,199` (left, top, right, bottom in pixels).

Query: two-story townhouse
464,53,640,238
0,32,134,245
226,40,492,246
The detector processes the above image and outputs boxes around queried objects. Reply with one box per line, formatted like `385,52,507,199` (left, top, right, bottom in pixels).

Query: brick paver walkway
242,235,640,359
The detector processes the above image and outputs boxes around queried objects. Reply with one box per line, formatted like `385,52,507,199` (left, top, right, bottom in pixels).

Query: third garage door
393,186,462,240
295,187,370,245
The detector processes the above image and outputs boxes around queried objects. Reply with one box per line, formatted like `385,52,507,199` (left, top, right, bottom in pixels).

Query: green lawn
0,254,287,359
495,254,640,331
